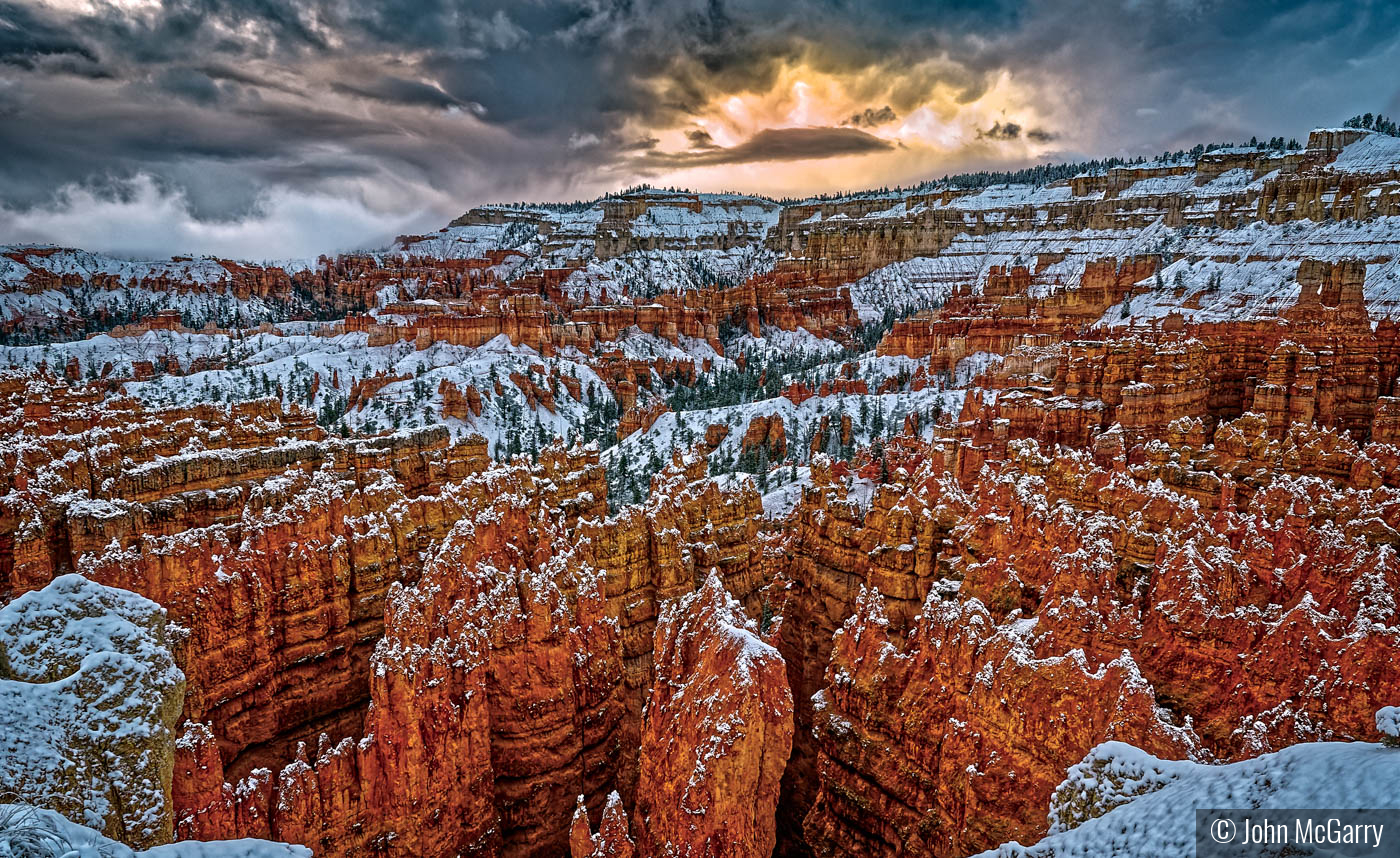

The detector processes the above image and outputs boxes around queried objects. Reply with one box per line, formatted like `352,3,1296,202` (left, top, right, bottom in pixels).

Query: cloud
845,105,897,127
978,120,1057,143
620,135,660,152
0,0,1398,256
331,76,462,110
979,120,1022,140
636,126,896,170
686,128,719,149
0,174,426,260
980,118,1052,142
0,1,96,68
569,131,601,149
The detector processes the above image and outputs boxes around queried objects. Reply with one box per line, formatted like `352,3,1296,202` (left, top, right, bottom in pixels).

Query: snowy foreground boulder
0,574,185,848
976,732,1400,857
0,803,309,857
1378,706,1400,747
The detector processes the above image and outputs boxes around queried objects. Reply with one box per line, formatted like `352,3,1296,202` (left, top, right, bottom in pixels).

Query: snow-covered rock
0,803,308,857
0,575,185,848
1378,706,1400,746
977,738,1400,857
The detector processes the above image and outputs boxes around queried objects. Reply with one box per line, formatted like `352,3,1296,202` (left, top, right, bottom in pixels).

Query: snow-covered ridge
1,246,250,288
2,128,1397,337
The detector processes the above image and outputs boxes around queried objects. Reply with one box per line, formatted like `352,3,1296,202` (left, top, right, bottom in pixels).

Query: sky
0,0,1398,260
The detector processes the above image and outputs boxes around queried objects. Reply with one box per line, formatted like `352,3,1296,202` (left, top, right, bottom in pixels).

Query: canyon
1,124,1400,858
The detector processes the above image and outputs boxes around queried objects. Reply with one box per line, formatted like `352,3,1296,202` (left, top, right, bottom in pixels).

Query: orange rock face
166,450,623,856
742,413,788,461
804,589,1194,856
635,571,794,858
772,424,1400,857
156,447,782,858
570,793,635,858
0,375,782,858
618,399,672,440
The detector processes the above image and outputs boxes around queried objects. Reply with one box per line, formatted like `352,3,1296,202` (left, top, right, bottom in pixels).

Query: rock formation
634,571,794,858
0,574,185,849
570,793,636,858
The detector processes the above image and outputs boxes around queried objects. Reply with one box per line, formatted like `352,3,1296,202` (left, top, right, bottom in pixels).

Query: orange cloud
622,61,1069,196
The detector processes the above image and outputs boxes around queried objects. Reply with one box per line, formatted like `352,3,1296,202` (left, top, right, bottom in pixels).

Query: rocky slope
634,571,793,858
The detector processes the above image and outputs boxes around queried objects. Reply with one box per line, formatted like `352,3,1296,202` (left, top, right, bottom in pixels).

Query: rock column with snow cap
570,792,636,858
634,569,793,858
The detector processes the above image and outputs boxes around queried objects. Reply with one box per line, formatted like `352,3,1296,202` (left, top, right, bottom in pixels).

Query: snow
145,842,312,857
1090,222,1400,324
561,246,778,303
606,369,959,478
976,737,1400,857
759,466,812,518
0,247,296,333
0,246,237,288
626,195,779,240
1378,706,1400,741
848,257,957,322
0,803,309,857
399,192,781,304
1330,132,1400,174
606,327,726,369
0,574,184,845
932,183,1076,212
728,325,844,359
955,352,1005,387
0,327,619,456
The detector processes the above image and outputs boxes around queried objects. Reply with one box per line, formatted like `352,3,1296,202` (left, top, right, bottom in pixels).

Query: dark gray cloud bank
0,0,1397,258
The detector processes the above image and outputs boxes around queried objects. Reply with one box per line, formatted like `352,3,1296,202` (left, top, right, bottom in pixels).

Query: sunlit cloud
622,61,1067,196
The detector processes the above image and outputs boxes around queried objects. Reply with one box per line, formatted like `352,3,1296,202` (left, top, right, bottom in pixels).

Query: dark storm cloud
996,0,1400,155
0,0,1018,227
621,136,661,152
846,106,897,128
687,128,720,149
153,66,225,106
0,1,95,68
331,76,463,110
0,0,1398,258
979,121,1022,140
637,126,895,170
978,121,1057,142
